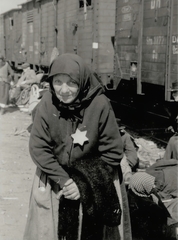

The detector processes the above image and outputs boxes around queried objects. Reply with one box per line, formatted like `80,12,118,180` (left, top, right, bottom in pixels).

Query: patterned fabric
129,172,155,197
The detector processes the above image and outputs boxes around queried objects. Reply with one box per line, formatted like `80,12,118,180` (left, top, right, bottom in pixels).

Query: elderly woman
0,55,14,114
23,53,131,240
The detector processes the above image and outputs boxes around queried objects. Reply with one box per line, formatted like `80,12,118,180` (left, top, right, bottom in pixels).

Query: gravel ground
0,108,36,240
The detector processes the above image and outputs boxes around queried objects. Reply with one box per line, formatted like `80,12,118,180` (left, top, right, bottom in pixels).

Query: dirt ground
0,107,36,240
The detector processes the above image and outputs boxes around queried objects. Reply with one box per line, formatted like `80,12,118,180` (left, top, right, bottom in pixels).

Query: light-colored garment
120,154,132,178
17,68,37,86
23,168,131,240
163,135,178,160
163,198,178,222
0,62,11,83
0,62,13,106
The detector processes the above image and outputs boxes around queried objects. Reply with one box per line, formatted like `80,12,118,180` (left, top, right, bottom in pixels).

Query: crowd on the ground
0,53,178,240
0,55,48,115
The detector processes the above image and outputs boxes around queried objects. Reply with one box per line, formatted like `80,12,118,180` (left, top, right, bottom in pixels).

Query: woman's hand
56,179,80,200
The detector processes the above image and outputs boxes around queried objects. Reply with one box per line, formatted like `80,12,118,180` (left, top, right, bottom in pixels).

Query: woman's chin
60,98,73,104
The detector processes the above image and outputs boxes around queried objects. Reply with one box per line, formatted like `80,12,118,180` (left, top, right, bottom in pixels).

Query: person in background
164,81,178,160
11,62,37,106
118,123,138,183
23,53,132,240
0,55,14,115
128,172,178,240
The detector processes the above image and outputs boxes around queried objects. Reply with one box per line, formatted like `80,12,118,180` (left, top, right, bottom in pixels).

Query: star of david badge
71,128,89,146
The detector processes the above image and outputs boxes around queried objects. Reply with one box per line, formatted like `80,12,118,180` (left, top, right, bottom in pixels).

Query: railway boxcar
14,0,116,84
114,0,178,102
56,0,116,84
108,0,178,127
2,8,22,66
0,14,5,57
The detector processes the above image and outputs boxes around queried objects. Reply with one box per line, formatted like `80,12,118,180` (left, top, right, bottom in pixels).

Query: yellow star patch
71,128,89,146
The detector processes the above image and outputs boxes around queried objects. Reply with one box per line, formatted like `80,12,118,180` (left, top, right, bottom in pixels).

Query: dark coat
29,91,123,188
58,158,122,240
146,159,178,200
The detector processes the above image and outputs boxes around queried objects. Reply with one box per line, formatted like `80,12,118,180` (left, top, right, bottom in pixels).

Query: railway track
119,121,173,147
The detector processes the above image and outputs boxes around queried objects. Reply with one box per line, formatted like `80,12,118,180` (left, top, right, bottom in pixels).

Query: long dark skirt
0,81,10,106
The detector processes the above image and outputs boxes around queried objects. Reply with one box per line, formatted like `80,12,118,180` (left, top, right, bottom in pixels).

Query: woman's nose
60,83,69,92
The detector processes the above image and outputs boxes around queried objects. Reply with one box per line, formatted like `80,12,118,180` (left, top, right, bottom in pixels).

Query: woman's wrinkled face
52,74,79,103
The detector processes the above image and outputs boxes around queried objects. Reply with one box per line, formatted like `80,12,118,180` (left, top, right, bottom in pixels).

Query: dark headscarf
48,53,105,112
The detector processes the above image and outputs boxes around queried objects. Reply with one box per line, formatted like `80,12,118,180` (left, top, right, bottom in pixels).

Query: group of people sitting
113,81,178,239
119,115,178,239
10,62,48,113
0,55,48,115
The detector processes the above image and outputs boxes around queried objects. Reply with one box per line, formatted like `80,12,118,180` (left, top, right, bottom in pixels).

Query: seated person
11,63,37,106
128,172,178,240
146,158,178,223
164,81,178,160
163,135,178,160
118,126,138,183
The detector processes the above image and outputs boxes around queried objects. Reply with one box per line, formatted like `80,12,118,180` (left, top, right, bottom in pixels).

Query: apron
23,168,132,240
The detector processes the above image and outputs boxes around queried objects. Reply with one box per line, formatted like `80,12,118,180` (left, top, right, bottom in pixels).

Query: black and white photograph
0,0,178,239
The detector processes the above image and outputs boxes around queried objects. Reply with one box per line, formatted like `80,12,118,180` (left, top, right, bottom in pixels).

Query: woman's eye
55,79,62,85
68,81,78,86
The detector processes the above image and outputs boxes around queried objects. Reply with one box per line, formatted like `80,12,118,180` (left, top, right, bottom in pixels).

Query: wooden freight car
2,8,23,66
0,14,5,57
114,0,178,102
18,0,116,85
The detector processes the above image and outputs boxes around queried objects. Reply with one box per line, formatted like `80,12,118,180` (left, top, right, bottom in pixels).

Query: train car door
14,10,22,65
56,0,78,55
140,0,178,102
26,1,34,65
114,0,141,88
77,0,93,68
0,15,5,57
40,0,55,67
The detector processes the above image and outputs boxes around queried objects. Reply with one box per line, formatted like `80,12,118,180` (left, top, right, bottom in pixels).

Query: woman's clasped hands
56,178,80,200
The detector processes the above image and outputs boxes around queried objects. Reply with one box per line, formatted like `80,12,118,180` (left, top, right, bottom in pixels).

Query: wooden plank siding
115,0,140,82
3,10,21,63
96,0,116,84
0,15,5,57
26,2,34,64
141,0,170,86
57,0,78,56
14,11,22,64
21,5,28,63
40,0,55,66
115,0,177,98
33,3,40,66
170,1,178,88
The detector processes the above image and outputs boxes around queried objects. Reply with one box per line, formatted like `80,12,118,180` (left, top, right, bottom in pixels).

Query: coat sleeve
98,98,123,166
29,101,70,188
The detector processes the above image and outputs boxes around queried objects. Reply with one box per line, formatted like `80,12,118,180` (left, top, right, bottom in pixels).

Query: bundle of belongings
58,157,122,240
